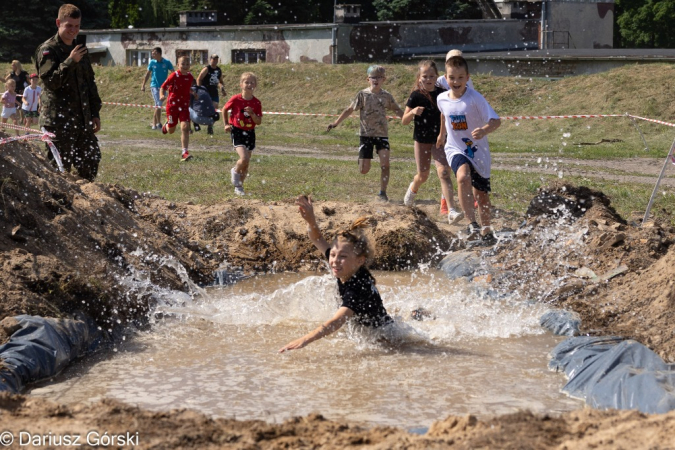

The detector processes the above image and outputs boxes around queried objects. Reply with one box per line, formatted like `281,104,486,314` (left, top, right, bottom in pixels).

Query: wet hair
367,65,385,77
240,72,257,84
58,4,81,21
446,55,469,74
153,47,162,55
331,217,374,263
411,60,439,101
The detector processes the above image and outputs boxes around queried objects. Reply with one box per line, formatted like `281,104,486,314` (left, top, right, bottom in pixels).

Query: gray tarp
0,314,105,393
540,309,581,336
549,336,675,413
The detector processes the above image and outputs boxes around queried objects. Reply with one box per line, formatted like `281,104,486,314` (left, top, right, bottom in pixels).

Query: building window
175,49,208,66
127,50,151,66
232,49,266,64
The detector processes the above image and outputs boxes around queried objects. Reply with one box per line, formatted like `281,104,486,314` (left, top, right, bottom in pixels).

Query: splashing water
29,269,581,427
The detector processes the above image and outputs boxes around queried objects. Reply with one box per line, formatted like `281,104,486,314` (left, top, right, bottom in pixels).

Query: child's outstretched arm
392,103,404,119
278,306,354,352
326,106,354,131
296,195,329,254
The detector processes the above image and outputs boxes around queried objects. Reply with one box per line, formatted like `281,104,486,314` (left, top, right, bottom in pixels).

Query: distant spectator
1,79,21,135
3,61,29,123
141,47,174,130
197,54,226,134
22,74,42,130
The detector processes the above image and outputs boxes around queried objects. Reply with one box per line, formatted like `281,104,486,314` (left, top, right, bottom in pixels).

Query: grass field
3,61,675,221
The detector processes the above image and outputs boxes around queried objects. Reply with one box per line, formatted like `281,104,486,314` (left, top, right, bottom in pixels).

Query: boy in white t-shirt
22,74,42,130
436,56,500,244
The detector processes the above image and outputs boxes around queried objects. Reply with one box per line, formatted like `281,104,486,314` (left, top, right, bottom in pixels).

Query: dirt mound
0,393,674,449
489,181,675,360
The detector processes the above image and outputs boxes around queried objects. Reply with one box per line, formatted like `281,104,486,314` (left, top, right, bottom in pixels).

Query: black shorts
231,126,256,151
450,154,491,193
358,136,390,159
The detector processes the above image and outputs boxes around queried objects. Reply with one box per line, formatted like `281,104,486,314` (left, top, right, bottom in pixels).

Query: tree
616,0,675,48
372,0,481,21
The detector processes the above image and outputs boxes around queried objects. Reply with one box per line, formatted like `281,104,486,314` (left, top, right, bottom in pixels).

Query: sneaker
403,183,416,207
377,192,389,202
181,151,193,162
481,231,497,246
466,221,481,240
161,123,168,134
234,186,245,196
207,125,213,135
440,197,449,215
194,123,201,132
448,208,464,225
231,168,242,187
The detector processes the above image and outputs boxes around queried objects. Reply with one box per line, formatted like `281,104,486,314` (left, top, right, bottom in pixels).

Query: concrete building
82,1,614,70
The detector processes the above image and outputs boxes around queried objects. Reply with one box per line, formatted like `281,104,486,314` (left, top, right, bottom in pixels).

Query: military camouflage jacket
35,33,102,130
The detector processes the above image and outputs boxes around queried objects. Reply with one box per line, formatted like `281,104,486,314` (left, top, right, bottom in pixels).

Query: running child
160,56,195,162
22,74,42,130
222,72,262,196
436,49,474,214
326,65,404,202
1,79,21,135
279,195,393,352
436,56,500,244
401,60,463,224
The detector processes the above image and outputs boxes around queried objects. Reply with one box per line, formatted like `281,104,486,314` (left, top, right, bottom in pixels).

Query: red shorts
166,102,190,126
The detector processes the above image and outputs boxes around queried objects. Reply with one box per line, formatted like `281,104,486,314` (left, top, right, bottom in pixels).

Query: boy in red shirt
160,56,195,162
222,72,262,195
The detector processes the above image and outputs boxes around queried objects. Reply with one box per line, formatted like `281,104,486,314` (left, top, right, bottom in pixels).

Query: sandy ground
2,137,675,448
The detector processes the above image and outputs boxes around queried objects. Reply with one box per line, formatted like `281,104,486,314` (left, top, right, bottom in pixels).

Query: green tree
372,0,480,21
616,0,675,48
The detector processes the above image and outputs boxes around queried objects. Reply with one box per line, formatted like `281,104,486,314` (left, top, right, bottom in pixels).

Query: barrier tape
102,101,675,127
0,123,63,172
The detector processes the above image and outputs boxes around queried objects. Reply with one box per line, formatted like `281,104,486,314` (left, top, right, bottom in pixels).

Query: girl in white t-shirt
21,74,42,129
1,79,20,135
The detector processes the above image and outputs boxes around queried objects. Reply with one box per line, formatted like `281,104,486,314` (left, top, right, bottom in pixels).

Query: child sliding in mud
279,195,393,352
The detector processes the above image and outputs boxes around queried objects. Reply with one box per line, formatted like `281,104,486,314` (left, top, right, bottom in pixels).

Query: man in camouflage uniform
36,3,102,181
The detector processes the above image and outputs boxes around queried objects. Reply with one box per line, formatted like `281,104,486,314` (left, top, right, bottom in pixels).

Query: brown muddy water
29,270,582,429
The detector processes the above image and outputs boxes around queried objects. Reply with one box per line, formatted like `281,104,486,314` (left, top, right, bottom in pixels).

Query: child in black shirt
401,60,463,225
279,195,392,352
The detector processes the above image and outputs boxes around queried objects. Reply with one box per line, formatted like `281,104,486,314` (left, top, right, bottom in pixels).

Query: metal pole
332,0,337,65
642,136,675,226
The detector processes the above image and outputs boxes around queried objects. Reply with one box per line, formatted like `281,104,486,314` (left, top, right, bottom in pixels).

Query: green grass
5,62,675,222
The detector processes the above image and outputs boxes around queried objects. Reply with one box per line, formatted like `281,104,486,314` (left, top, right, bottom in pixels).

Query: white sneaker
231,168,242,187
403,183,417,207
448,208,464,225
234,186,245,196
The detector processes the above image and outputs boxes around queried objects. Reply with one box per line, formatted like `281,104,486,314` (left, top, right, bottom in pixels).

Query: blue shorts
150,87,163,107
210,94,219,104
358,136,390,159
450,154,491,193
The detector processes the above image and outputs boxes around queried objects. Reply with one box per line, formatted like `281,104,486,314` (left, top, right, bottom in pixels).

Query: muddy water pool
29,270,582,428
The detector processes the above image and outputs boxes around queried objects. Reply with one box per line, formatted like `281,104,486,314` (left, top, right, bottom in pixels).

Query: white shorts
1,107,17,119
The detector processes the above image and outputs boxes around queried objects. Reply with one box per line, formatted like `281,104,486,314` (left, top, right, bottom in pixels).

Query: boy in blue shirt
141,47,173,130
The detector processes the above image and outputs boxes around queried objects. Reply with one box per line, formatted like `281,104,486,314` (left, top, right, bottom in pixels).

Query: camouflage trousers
44,125,101,181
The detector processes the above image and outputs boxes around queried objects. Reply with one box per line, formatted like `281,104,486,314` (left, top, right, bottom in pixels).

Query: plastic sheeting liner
0,314,105,393
549,336,675,413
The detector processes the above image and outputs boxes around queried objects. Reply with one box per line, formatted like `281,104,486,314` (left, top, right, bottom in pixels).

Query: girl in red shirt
222,72,262,196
